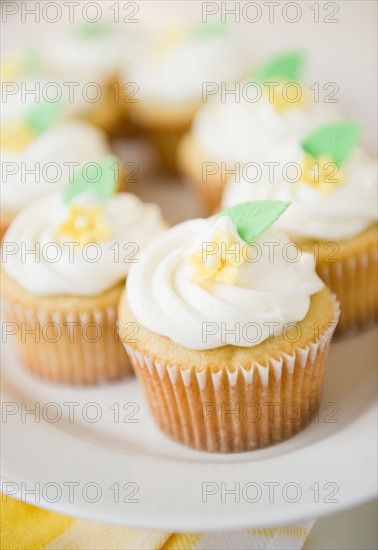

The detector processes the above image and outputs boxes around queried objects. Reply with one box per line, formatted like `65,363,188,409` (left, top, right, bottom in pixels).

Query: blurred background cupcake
222,121,378,333
38,21,138,134
178,51,343,212
1,164,166,385
123,20,249,170
0,99,117,237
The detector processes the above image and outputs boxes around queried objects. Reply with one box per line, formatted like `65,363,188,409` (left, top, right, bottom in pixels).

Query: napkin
1,494,314,549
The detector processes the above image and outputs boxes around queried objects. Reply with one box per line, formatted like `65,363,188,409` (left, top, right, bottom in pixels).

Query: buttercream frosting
2,192,166,296
125,25,248,107
193,81,343,163
222,144,378,241
40,24,122,82
1,120,111,213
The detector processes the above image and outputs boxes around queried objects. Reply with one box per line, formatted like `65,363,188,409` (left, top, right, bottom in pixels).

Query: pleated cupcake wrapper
124,297,340,453
316,247,377,334
2,300,131,385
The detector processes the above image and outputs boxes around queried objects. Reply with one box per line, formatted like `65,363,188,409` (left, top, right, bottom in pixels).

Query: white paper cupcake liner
124,296,340,452
317,247,377,334
2,299,131,385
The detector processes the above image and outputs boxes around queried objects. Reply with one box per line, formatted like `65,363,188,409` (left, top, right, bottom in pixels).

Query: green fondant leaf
194,21,228,38
22,48,40,74
62,155,119,204
256,51,304,83
217,200,291,243
74,22,111,39
302,121,361,165
25,101,61,134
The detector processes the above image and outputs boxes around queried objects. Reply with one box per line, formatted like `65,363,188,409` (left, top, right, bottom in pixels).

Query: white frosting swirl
193,83,343,163
125,28,248,107
1,120,111,213
126,216,323,350
2,192,166,296
222,145,378,241
40,27,122,82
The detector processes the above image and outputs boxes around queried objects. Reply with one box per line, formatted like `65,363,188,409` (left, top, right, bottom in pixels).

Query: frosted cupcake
178,52,342,211
222,122,377,333
0,100,117,237
39,22,127,134
119,201,339,452
1,168,166,385
123,21,248,170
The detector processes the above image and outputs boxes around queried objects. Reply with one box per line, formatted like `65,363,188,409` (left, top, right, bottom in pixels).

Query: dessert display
1,23,375,455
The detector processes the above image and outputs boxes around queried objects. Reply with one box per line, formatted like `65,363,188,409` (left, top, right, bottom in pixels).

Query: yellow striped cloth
1,495,314,549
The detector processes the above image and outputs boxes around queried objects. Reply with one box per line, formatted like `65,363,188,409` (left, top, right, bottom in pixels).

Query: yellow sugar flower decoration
256,52,306,111
0,121,35,153
55,205,111,247
187,202,291,286
187,230,244,286
301,153,346,195
1,56,23,81
268,79,308,112
155,26,191,53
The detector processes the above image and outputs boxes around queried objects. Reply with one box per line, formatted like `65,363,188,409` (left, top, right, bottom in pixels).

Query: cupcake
119,201,339,452
0,100,118,237
178,51,342,212
222,122,378,334
1,169,166,385
39,21,128,134
123,21,248,170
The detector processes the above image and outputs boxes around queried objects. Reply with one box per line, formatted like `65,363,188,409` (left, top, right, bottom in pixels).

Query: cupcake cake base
77,75,125,136
178,133,230,213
